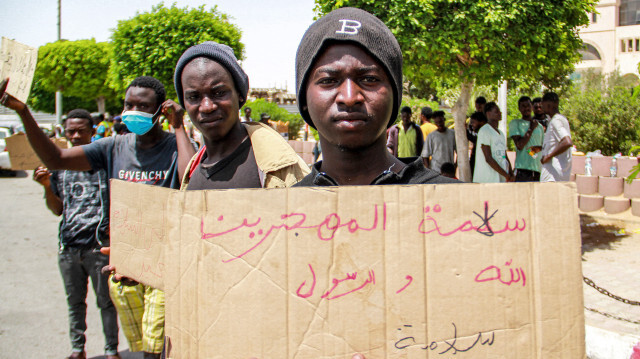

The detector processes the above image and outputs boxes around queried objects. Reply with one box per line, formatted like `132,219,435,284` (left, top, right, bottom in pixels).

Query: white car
0,127,15,175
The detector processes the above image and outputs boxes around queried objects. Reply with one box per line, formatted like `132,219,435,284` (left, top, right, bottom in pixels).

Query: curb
586,325,639,359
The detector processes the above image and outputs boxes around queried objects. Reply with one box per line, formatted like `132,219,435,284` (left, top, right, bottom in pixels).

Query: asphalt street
0,170,141,359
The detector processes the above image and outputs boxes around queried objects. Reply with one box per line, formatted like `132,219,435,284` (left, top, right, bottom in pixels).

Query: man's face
305,43,393,150
469,118,479,131
533,101,543,116
542,100,554,116
475,102,485,113
244,108,251,117
434,116,446,132
64,118,94,146
181,58,240,142
486,106,502,121
124,86,158,115
401,111,412,127
518,100,532,119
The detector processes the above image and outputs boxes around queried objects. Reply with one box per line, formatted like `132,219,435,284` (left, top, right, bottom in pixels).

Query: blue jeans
58,247,118,355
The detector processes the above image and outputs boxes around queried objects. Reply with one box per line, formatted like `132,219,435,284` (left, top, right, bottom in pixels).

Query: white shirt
541,113,572,182
473,124,508,183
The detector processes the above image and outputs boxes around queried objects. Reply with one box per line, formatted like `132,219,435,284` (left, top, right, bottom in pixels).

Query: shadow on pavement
89,350,143,359
0,169,27,177
580,214,628,255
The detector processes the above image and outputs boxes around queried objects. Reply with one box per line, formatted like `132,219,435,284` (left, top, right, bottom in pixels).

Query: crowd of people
396,93,573,183
0,6,573,359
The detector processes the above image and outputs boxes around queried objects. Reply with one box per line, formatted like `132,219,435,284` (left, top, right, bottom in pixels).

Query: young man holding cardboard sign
0,76,194,359
293,7,455,186
173,41,309,190
33,109,118,359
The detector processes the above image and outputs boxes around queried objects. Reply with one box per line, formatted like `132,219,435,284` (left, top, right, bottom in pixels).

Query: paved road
0,171,141,359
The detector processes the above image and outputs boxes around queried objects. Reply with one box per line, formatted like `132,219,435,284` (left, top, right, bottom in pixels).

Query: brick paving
581,213,640,340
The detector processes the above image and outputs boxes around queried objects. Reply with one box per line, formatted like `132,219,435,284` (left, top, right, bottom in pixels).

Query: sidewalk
580,210,640,359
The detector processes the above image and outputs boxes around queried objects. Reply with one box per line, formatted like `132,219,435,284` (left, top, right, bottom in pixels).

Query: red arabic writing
200,204,388,263
418,201,526,237
475,259,526,287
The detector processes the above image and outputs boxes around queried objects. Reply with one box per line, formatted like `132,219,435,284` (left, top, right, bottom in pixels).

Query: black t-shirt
294,157,459,186
187,138,261,190
83,132,180,189
50,169,109,249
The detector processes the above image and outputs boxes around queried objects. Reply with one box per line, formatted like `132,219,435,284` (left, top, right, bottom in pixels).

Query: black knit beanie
295,7,403,129
174,41,249,109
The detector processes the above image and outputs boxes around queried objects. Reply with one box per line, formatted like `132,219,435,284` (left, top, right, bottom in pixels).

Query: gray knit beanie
174,41,249,109
295,7,403,129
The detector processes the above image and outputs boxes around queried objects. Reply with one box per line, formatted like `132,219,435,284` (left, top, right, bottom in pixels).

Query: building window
592,12,598,23
622,40,627,52
619,0,640,26
636,39,640,51
580,43,602,60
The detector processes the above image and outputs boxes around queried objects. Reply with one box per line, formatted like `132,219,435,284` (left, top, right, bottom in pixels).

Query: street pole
498,80,508,140
55,0,63,124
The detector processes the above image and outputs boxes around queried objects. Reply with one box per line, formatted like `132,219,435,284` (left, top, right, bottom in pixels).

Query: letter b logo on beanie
336,19,361,35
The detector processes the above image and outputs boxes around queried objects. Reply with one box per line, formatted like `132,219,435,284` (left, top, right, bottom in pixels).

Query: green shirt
508,118,544,172
398,125,418,157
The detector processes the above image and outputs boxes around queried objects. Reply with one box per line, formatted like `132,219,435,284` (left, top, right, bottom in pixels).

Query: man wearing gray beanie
172,41,309,191
294,7,457,186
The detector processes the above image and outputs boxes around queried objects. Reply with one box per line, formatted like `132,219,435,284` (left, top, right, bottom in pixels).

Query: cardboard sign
110,180,585,358
5,133,68,170
0,37,38,104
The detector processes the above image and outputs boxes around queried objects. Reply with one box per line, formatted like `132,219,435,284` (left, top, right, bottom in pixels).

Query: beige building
578,0,640,80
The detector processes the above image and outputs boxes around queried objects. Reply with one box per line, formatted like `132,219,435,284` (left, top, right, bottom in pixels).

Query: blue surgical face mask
121,106,161,136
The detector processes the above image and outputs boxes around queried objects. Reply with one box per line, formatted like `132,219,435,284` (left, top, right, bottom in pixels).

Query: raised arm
0,78,91,171
162,99,196,180
511,121,538,151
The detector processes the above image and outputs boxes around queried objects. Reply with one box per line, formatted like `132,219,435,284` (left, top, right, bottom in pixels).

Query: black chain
584,276,640,306
585,307,640,325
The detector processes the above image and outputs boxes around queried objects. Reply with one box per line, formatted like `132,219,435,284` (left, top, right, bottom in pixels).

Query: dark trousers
58,247,118,355
515,169,541,182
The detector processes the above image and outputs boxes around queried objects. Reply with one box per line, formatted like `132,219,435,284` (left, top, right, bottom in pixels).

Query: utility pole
498,80,508,140
55,0,63,124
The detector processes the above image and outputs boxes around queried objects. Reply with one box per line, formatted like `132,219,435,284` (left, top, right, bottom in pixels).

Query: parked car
0,126,16,176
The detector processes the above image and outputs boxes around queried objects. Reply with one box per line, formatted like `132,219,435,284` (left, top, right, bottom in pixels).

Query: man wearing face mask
0,76,195,358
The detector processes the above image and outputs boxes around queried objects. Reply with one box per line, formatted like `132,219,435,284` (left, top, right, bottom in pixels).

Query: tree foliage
314,0,596,181
27,77,122,115
109,3,245,99
242,99,304,140
316,0,594,90
562,70,640,155
33,39,115,112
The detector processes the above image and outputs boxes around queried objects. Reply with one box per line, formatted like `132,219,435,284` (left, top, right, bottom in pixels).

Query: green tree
27,77,123,115
242,99,305,140
34,39,115,114
109,3,244,100
562,70,640,155
315,0,595,181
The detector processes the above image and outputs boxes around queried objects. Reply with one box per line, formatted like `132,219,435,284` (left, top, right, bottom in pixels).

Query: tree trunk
452,80,474,182
96,96,106,114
